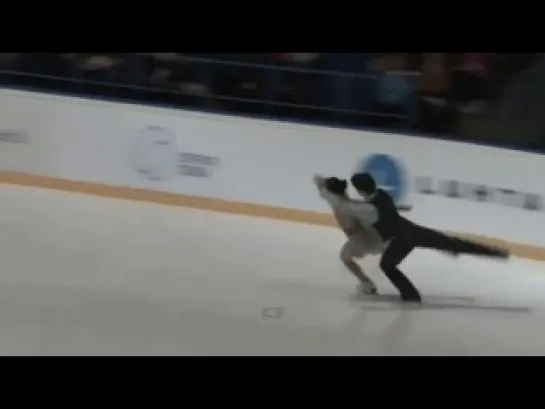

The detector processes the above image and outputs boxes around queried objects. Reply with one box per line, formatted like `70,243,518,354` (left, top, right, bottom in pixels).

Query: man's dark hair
325,177,348,195
351,173,377,195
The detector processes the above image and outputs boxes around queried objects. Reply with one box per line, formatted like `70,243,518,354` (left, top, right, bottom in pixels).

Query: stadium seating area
0,53,542,149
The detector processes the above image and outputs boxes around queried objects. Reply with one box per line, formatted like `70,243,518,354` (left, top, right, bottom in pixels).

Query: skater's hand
313,174,325,187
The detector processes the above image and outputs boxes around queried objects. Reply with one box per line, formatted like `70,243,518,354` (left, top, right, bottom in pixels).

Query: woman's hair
350,173,377,195
324,177,348,195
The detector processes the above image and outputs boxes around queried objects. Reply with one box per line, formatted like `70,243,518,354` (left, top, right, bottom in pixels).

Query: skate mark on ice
350,293,476,303
350,293,531,313
360,303,531,313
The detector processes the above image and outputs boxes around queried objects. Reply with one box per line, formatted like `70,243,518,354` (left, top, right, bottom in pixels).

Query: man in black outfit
350,173,510,302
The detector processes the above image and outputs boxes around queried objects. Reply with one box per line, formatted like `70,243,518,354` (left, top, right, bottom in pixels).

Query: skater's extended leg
447,235,508,258
379,238,420,302
409,223,508,258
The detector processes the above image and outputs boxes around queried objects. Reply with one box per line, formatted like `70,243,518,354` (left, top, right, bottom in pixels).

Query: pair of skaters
314,173,509,302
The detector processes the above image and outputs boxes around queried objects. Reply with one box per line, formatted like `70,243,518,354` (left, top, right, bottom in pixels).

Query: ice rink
2,184,545,355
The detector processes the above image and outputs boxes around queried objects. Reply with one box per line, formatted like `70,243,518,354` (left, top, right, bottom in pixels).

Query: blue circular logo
355,154,406,202
129,126,177,181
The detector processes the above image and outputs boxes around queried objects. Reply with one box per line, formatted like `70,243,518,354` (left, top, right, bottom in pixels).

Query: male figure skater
350,172,509,302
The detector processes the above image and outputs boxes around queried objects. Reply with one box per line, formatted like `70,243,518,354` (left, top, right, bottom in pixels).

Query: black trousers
379,219,505,297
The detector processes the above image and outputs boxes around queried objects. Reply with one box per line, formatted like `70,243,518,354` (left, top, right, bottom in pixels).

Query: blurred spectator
488,53,535,101
270,53,320,64
417,53,452,134
150,54,208,96
141,54,210,108
144,53,179,88
370,53,418,129
452,53,491,114
75,54,127,82
493,54,545,147
316,53,373,119
209,57,263,114
262,53,324,120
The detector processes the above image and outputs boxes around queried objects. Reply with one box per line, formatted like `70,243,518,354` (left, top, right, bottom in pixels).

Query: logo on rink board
356,153,543,211
355,154,407,203
129,126,219,182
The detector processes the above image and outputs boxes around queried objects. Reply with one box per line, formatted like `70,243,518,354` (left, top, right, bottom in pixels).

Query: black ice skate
401,292,422,303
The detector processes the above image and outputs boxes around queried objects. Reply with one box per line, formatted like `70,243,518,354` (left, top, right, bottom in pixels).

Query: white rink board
1,89,545,248
0,91,56,175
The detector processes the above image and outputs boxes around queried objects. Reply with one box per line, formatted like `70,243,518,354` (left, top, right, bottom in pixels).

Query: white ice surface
2,185,545,355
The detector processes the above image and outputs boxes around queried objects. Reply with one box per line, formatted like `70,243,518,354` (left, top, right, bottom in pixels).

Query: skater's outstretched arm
313,174,326,189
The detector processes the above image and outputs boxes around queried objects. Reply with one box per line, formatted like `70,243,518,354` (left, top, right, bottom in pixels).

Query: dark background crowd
0,53,542,151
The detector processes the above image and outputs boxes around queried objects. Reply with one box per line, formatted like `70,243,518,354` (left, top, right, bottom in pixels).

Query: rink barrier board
2,170,544,263
1,88,544,255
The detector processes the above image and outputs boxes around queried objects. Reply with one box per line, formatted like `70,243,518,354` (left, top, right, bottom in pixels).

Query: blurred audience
0,52,542,149
452,53,490,114
369,53,419,130
417,53,452,134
